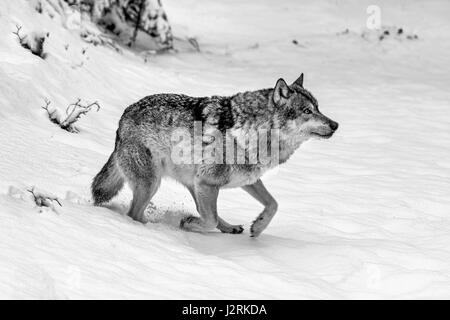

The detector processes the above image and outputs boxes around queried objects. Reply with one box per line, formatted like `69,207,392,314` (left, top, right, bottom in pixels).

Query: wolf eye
303,108,312,114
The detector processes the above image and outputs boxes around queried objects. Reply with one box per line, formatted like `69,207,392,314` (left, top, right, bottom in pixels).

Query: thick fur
91,75,338,237
92,131,124,204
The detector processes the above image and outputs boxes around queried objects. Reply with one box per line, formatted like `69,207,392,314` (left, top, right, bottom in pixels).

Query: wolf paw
250,216,266,237
179,215,198,229
219,224,244,234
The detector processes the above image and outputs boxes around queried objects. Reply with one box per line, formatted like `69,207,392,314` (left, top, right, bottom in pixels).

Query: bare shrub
12,24,49,59
42,98,100,133
27,186,62,213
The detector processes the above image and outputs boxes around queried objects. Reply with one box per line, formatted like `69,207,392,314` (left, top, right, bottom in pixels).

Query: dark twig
41,98,60,124
42,98,100,133
27,186,62,212
12,24,27,43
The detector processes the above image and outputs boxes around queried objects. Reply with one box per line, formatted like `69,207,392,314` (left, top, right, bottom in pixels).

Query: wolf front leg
186,185,243,234
180,181,219,232
242,179,278,237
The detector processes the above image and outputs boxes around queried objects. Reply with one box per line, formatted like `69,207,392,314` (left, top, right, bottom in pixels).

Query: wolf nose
329,121,339,131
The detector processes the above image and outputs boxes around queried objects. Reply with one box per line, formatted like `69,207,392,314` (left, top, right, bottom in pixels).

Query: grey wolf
91,74,338,237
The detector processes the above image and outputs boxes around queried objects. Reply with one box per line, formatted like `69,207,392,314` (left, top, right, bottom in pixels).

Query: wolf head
273,74,338,140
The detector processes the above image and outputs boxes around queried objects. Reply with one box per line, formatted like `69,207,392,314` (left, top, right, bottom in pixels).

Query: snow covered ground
1,0,450,299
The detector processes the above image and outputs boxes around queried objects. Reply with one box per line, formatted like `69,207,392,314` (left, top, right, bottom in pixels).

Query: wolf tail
91,133,124,205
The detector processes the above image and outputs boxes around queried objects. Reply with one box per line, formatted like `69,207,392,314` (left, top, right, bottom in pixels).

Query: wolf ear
293,73,304,87
273,78,292,105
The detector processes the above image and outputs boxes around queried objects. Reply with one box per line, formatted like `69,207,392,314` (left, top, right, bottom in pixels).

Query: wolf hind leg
128,176,160,223
186,185,243,234
117,142,161,223
181,181,219,232
242,179,278,237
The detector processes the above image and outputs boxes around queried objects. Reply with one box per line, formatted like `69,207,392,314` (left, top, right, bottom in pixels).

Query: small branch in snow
42,98,61,125
12,24,27,43
13,24,48,58
27,186,62,213
41,98,100,133
61,99,100,132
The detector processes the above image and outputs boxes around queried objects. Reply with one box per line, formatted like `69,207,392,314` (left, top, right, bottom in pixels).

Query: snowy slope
1,0,450,299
